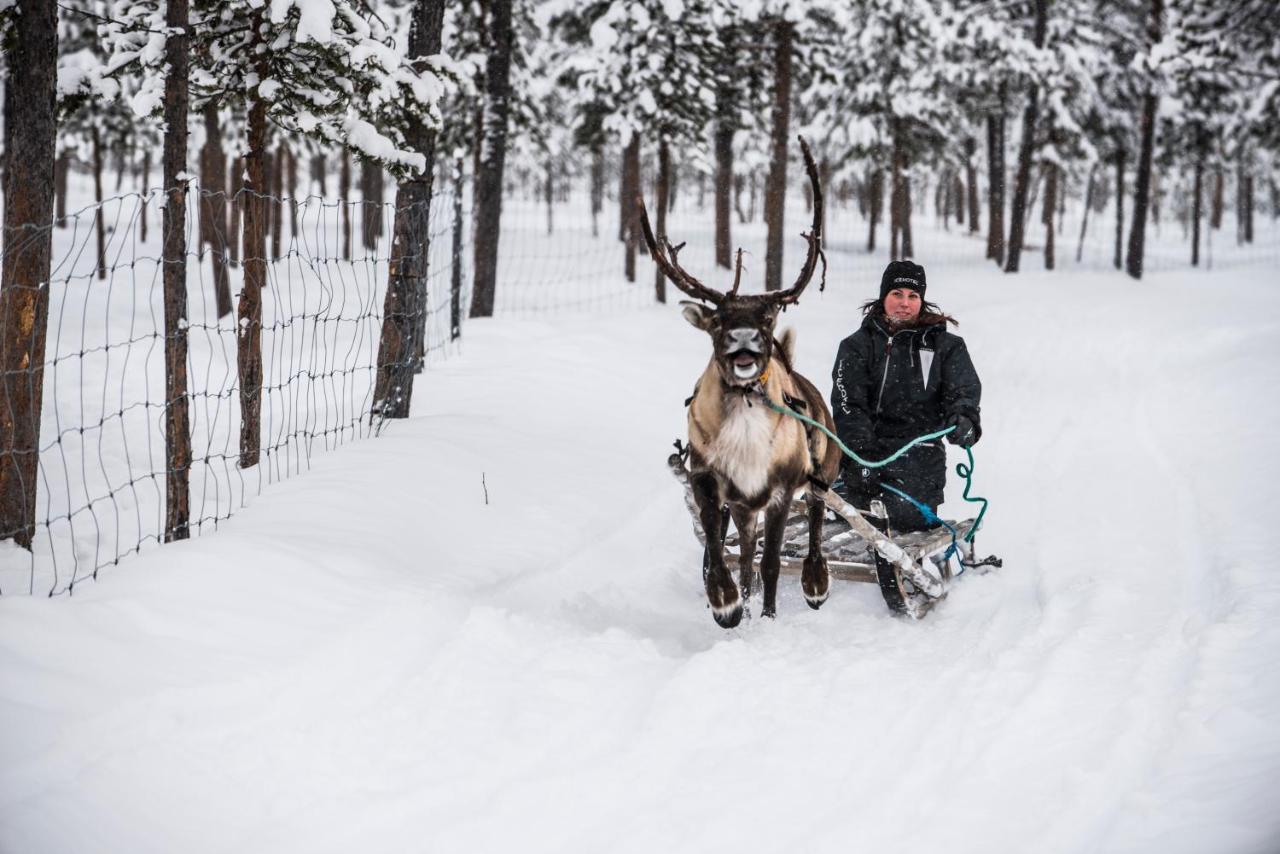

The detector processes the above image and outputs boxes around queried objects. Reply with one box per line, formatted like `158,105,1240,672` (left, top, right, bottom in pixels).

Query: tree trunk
1125,0,1162,280
372,0,444,418
92,127,107,280
891,126,914,260
238,90,268,469
54,150,69,227
713,50,736,270
1114,147,1126,269
867,166,882,253
618,145,628,242
1210,169,1223,229
1057,169,1066,233
1191,144,1203,266
941,171,952,230
986,94,1006,264
966,139,980,234
202,102,231,318
228,155,243,266
0,0,57,550
1043,161,1057,270
1150,169,1161,232
140,149,150,241
1242,167,1254,243
891,134,903,260
114,136,129,193
339,150,352,260
287,144,297,238
589,144,603,238
654,138,670,303
361,159,383,250
162,0,191,541
1005,0,1045,274
1125,95,1157,278
313,152,327,196
469,0,514,319
262,150,273,252
902,163,914,259
622,134,640,283
450,156,464,341
954,172,965,227
763,18,793,292
0,74,12,204
544,155,553,235
1076,164,1095,263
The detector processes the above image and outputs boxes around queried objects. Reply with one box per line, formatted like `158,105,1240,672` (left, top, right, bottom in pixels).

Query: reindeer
640,138,841,628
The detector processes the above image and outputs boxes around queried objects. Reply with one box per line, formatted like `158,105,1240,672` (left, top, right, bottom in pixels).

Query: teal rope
757,395,952,469
759,391,989,542
955,447,987,543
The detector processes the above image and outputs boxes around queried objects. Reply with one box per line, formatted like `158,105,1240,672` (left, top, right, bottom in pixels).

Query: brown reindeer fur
686,346,839,511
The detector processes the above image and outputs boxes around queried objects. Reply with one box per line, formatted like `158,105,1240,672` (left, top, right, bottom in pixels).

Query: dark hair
861,297,958,327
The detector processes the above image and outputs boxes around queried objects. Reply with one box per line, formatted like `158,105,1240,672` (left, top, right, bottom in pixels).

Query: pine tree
0,0,58,549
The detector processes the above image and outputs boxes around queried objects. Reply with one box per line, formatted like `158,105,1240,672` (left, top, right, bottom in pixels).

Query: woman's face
884,288,922,324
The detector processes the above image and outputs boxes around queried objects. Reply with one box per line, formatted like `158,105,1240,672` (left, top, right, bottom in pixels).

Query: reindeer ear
778,327,796,363
680,301,716,331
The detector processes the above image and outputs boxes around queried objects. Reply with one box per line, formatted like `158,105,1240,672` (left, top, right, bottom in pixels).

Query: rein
750,382,989,546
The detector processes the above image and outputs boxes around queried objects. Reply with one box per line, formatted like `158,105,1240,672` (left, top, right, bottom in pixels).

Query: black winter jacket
830,312,982,487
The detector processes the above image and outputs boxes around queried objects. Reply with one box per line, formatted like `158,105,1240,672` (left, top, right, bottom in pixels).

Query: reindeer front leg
691,471,742,629
759,492,790,618
729,504,758,602
801,490,830,609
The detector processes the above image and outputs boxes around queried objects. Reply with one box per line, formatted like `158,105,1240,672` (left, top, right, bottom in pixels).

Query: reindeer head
638,137,826,389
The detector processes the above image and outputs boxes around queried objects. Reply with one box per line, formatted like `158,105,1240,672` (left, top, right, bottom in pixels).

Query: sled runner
668,449,1001,620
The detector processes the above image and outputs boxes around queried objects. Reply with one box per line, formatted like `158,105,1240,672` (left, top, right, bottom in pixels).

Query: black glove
945,414,977,448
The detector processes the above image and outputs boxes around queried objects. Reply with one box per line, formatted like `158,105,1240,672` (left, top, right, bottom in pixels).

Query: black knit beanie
879,260,927,300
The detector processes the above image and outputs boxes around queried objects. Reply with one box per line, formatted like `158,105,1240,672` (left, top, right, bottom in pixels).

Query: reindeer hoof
802,560,830,610
712,602,744,629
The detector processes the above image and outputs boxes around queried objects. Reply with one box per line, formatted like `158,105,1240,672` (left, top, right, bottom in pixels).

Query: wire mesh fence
0,183,460,596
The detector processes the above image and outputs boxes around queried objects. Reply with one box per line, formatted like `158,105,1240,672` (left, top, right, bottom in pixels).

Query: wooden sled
668,450,1000,620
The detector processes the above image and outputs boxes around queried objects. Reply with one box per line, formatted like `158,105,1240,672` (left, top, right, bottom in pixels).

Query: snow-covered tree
550,0,720,290
819,0,965,261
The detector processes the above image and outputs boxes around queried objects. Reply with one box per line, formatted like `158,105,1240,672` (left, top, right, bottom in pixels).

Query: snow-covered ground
1,176,1279,853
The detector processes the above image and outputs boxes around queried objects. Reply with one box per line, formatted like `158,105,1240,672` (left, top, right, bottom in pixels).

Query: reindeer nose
727,328,763,352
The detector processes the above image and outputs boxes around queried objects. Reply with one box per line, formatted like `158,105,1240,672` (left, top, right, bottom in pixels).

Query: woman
830,260,982,533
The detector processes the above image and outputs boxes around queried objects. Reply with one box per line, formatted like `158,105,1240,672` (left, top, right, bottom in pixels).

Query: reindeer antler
729,248,745,297
636,196,725,305
772,136,828,307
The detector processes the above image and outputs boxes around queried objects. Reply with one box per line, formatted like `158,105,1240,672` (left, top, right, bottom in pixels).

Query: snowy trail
2,260,1279,854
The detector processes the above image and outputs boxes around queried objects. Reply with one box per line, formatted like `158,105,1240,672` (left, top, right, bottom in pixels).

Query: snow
342,117,426,173
589,16,618,51
0,178,1278,853
270,0,336,44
